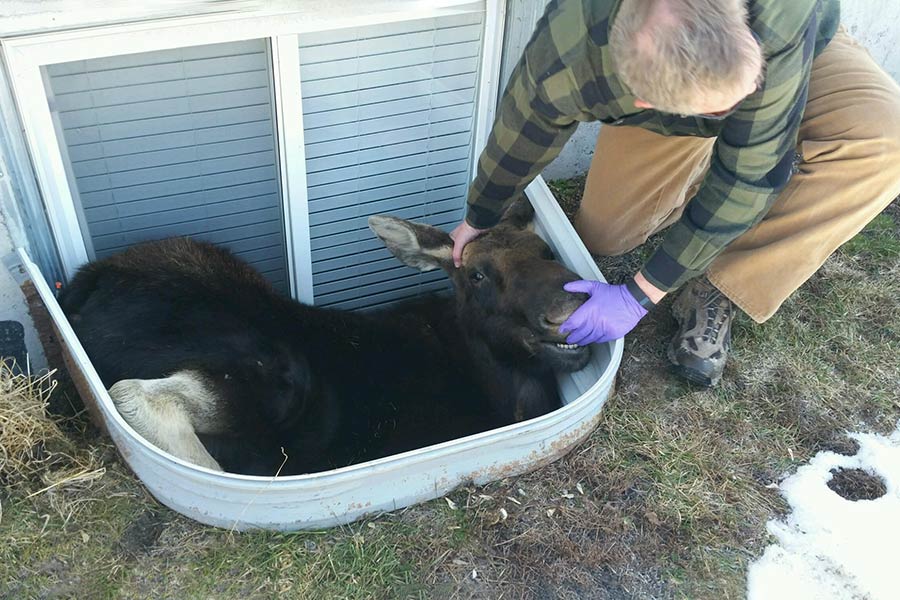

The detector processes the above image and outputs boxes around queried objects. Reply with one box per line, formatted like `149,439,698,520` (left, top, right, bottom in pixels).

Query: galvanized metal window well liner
19,178,623,530
4,1,624,530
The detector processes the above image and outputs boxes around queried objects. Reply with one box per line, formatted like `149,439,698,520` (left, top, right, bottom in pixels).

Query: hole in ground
819,436,860,457
827,467,887,501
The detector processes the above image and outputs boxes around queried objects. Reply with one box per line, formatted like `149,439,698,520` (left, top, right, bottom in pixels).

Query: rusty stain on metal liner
467,408,605,485
21,277,109,435
58,323,110,436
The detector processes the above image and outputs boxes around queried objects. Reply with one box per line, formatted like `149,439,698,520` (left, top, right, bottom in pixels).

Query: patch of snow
747,426,900,600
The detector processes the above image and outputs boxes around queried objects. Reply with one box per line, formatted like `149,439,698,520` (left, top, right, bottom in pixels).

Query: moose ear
498,196,535,230
368,215,454,272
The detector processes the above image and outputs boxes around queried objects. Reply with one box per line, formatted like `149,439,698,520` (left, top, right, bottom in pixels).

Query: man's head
610,0,764,116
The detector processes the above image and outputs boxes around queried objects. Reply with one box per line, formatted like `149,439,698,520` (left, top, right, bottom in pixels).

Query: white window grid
3,0,506,303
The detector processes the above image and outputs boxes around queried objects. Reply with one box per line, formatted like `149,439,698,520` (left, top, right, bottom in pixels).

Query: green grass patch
841,213,900,262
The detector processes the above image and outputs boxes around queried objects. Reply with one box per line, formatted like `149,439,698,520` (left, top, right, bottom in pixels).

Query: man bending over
451,0,900,386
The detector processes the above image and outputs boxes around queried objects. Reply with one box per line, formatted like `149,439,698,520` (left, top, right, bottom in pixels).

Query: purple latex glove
559,280,648,345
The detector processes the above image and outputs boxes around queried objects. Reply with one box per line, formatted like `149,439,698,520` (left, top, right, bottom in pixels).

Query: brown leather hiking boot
668,278,734,387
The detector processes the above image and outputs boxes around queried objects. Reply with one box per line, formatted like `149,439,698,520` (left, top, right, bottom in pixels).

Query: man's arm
639,8,820,292
465,0,593,229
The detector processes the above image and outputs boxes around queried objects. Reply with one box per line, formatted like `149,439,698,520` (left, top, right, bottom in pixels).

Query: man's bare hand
449,221,487,267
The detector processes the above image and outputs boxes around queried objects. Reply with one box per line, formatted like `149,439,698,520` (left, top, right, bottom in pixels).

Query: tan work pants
574,29,900,322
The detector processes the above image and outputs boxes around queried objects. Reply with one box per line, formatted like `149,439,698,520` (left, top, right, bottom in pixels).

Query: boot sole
670,364,717,387
667,283,730,389
666,342,722,388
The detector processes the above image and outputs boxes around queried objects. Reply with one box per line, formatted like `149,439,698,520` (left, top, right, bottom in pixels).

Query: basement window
4,0,503,308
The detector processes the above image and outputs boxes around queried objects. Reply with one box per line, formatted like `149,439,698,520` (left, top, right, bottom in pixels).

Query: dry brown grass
0,361,105,522
0,362,59,487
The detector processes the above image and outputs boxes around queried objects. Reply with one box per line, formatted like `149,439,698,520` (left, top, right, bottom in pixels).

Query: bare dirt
827,468,888,501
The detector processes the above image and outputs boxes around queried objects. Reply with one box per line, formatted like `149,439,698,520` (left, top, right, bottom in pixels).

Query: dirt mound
827,467,887,501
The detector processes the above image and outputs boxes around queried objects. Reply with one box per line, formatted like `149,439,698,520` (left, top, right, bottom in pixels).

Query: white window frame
2,0,506,302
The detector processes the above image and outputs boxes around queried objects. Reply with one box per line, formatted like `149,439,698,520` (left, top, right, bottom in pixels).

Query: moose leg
109,370,226,471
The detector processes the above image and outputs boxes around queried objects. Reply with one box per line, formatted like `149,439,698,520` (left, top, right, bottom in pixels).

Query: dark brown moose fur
59,201,590,475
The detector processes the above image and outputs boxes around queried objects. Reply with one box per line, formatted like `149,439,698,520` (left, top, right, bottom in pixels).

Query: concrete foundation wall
0,151,47,370
540,0,900,180
841,0,900,81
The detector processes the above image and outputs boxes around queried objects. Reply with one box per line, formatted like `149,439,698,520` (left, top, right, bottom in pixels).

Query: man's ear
498,196,535,230
368,215,454,272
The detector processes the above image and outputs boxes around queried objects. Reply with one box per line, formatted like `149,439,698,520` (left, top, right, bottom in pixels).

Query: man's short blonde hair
610,0,764,115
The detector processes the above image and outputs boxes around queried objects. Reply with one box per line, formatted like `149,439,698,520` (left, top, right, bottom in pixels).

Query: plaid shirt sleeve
465,1,594,229
640,8,821,291
467,0,830,294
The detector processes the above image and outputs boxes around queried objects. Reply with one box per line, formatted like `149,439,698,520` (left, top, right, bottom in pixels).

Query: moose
60,201,592,475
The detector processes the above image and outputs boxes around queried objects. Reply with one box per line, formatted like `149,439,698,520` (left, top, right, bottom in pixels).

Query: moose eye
469,270,485,283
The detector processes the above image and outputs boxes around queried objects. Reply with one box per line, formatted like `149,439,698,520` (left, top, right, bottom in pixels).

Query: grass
841,213,900,263
1,183,898,599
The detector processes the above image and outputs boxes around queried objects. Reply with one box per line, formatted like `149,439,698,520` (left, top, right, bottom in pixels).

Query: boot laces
699,288,730,344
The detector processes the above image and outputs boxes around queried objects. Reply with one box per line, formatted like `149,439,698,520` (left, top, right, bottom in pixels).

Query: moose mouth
541,340,587,354
539,340,591,372
552,342,580,350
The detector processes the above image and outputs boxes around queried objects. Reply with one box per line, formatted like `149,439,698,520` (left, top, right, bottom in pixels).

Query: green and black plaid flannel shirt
466,0,840,292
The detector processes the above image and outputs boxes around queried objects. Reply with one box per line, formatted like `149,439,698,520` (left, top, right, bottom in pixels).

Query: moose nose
539,284,589,331
541,311,569,328
529,267,587,333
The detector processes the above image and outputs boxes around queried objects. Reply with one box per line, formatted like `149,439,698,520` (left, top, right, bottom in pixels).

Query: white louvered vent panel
300,10,484,310
44,40,289,292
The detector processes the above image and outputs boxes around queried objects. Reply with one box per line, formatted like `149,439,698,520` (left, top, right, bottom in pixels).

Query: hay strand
0,359,103,497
